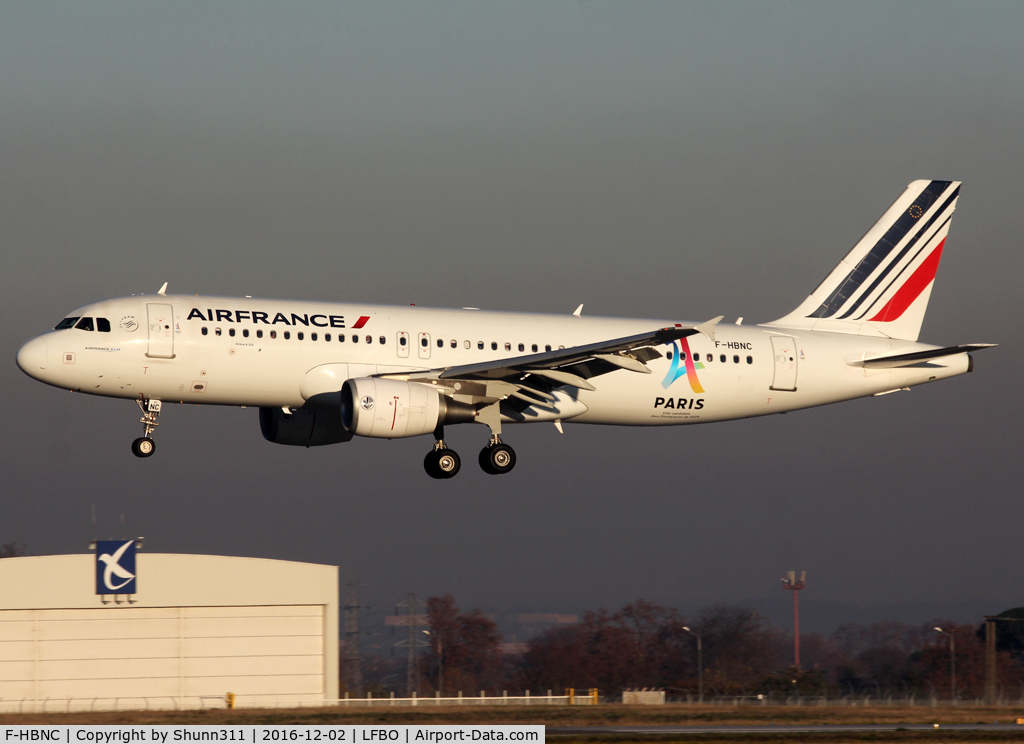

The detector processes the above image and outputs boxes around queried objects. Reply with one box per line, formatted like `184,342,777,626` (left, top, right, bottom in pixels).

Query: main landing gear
424,441,461,479
131,398,161,458
422,423,517,479
479,435,516,475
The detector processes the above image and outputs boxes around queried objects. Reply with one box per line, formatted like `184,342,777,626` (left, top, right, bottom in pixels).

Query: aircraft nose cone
16,336,49,380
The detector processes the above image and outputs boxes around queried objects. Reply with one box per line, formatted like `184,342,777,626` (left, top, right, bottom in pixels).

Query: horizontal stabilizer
848,344,997,369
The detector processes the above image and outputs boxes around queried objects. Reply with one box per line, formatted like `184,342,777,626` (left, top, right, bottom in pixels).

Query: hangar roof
0,553,337,609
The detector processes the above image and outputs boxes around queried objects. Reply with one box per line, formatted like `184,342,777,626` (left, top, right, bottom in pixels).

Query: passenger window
353,335,359,343
478,341,484,350
400,336,407,346
297,332,304,340
719,354,725,363
558,345,565,350
491,342,497,350
339,334,345,342
257,330,263,339
545,345,551,352
75,317,94,331
311,332,317,341
667,351,673,360
706,354,712,362
97,318,111,332
518,343,524,352
451,340,457,348
733,355,739,363
747,355,753,364
437,338,443,348
215,328,222,336
504,342,511,351
54,317,80,330
379,336,385,344
284,331,291,340
532,344,538,352
243,329,250,338
365,335,371,344
202,327,208,336
324,333,330,341
270,330,277,339
421,337,428,347
229,328,236,337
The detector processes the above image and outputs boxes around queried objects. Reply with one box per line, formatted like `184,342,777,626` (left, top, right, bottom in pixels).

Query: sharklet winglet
694,316,724,343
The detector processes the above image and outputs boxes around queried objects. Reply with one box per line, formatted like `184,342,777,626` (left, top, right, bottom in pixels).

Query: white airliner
17,180,994,478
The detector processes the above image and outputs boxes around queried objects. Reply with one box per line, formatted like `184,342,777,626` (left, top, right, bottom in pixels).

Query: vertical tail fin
765,180,961,341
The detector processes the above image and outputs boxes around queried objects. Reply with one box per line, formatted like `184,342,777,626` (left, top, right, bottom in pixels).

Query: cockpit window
54,317,79,330
96,318,111,332
75,317,94,331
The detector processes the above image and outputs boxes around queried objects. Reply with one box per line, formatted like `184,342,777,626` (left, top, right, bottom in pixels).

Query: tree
424,595,503,694
914,622,1017,700
0,543,28,558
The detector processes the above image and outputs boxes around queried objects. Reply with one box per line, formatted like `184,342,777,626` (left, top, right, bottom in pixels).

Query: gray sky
2,1,1022,632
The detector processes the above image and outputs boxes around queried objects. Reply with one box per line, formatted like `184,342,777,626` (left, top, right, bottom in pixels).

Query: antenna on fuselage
157,282,168,295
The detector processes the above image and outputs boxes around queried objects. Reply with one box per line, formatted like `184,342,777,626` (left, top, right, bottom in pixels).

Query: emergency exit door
769,335,797,391
146,304,175,359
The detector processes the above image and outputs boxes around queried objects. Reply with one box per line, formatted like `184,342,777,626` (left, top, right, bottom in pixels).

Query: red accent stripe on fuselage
352,316,370,329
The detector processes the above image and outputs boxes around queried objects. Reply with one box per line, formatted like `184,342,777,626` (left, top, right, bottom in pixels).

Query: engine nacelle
341,378,475,438
259,406,353,447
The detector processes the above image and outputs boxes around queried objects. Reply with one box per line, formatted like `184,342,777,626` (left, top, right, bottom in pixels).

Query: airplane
16,179,995,479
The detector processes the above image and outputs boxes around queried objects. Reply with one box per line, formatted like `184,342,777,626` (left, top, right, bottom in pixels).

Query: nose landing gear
131,398,161,458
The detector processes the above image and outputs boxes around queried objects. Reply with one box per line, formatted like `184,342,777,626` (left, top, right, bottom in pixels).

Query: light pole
682,626,703,703
423,630,443,696
934,627,956,705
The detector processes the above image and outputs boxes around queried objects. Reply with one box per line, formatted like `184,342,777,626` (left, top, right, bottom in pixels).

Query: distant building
0,553,338,712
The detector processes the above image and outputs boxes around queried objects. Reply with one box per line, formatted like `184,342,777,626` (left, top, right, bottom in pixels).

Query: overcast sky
2,2,1022,633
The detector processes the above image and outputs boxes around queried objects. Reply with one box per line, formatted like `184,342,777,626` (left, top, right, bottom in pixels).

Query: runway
549,723,1024,735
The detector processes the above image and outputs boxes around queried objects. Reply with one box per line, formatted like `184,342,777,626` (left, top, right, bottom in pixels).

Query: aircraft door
417,332,431,360
396,331,410,358
769,335,797,391
146,303,175,359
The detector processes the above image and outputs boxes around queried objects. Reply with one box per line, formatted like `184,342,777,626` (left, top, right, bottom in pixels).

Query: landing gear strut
475,403,516,475
131,398,161,458
424,426,461,479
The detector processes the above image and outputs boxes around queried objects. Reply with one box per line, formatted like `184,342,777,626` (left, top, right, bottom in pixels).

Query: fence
0,690,583,714
664,693,1024,708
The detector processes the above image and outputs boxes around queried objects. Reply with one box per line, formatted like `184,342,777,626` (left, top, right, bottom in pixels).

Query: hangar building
0,553,338,712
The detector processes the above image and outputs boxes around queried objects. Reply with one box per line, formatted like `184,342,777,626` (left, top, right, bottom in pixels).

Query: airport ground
4,705,1024,742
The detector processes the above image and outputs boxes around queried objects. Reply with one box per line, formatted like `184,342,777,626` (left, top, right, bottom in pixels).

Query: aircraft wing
424,316,723,390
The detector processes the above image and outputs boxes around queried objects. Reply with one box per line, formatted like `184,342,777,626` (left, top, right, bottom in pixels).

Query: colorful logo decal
661,337,706,393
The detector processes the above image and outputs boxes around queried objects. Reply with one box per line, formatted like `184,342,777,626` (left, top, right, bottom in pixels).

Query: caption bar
3,727,543,743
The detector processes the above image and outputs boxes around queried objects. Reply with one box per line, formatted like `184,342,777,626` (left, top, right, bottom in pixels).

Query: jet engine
341,378,475,438
259,406,353,447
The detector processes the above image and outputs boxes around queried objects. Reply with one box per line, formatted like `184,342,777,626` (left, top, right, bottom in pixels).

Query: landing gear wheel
479,442,516,475
424,448,461,479
131,437,156,458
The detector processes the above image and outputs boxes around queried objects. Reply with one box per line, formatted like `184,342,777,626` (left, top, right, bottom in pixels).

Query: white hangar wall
0,554,338,712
